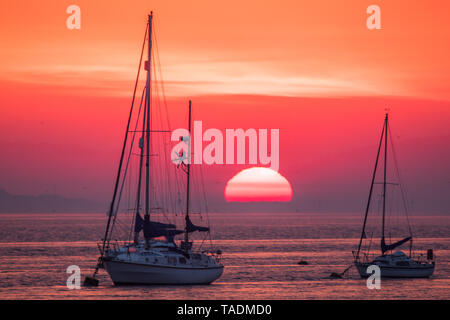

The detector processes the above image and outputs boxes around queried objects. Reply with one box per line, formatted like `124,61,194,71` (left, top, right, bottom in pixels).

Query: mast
144,12,153,247
134,95,147,243
184,100,192,250
381,113,388,253
356,117,385,259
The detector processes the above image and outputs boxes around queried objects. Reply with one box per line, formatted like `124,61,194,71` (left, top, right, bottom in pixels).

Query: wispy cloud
2,59,391,98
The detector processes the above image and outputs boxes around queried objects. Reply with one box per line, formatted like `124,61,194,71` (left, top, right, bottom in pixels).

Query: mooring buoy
329,272,343,279
83,275,99,287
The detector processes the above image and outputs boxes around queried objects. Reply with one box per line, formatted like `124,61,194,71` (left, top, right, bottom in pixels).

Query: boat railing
111,240,120,251
202,249,223,263
412,252,431,264
98,239,122,255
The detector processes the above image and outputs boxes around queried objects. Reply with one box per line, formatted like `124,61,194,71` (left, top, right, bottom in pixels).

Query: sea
0,212,448,299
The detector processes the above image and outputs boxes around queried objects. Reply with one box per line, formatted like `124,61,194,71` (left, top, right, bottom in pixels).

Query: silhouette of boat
353,113,435,278
85,12,223,286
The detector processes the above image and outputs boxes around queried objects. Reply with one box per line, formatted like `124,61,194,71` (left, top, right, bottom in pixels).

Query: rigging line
128,98,147,244
133,86,149,245
152,55,174,225
160,95,176,215
171,112,188,217
172,110,189,217
208,220,214,251
199,164,210,213
102,23,148,252
144,15,153,231
388,124,413,237
198,232,208,251
149,53,160,213
193,168,201,215
124,155,134,245
110,86,147,239
127,138,133,241
173,110,189,219
382,114,388,244
152,53,172,220
153,17,172,131
114,217,130,238
196,165,214,248
110,203,135,242
191,139,214,247
367,232,374,259
356,120,386,258
150,49,178,220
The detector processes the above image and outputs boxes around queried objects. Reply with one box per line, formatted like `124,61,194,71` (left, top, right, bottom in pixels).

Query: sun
224,167,293,202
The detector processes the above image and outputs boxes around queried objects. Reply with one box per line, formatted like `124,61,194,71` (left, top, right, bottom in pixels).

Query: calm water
0,213,449,299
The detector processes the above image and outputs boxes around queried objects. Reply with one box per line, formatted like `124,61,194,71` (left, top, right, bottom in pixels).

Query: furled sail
134,214,183,239
381,236,412,254
163,229,184,243
186,215,209,233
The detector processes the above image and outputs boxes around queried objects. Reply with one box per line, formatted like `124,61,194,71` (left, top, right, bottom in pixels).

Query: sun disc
224,167,293,202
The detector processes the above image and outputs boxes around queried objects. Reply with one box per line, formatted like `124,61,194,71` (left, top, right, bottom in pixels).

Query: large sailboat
353,113,435,278
85,12,223,286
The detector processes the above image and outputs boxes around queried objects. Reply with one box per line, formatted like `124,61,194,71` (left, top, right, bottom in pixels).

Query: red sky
0,1,449,213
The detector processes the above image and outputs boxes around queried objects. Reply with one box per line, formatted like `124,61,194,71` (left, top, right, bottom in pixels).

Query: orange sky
1,1,450,99
0,1,449,212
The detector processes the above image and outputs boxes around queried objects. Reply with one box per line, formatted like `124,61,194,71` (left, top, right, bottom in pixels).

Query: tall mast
184,100,192,249
381,113,388,252
145,12,153,223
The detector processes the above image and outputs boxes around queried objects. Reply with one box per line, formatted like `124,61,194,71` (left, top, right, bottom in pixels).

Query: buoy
83,275,99,287
329,264,353,279
329,272,343,279
297,260,309,265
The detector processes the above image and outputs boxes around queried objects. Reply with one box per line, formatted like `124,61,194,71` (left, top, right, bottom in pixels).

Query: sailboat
353,113,435,278
85,12,223,285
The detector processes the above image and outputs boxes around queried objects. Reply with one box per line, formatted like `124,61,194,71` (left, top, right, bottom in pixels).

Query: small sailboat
353,113,435,278
85,12,223,286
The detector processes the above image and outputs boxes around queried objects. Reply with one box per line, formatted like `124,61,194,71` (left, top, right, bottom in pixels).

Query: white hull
355,252,435,278
355,263,434,278
104,259,223,285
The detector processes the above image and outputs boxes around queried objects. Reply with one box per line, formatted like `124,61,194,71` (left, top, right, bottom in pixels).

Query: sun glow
224,167,293,202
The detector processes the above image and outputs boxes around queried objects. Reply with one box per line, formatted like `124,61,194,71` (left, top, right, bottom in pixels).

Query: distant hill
0,189,105,213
